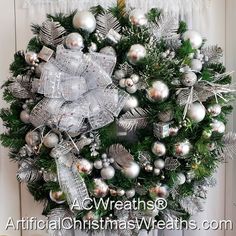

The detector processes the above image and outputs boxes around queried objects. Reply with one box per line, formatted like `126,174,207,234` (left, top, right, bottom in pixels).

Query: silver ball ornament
175,173,186,185
122,162,140,179
65,33,84,50
25,131,40,147
127,44,146,65
125,78,134,87
117,189,125,196
147,81,169,102
43,133,59,148
73,11,96,33
126,84,138,94
181,72,197,87
191,59,202,72
76,158,93,174
100,46,116,56
114,70,126,80
152,142,166,156
119,78,126,88
210,120,225,133
20,110,30,123
207,104,222,117
130,74,140,83
101,166,115,180
144,164,153,172
154,159,165,169
126,189,135,198
123,96,138,111
187,102,206,123
153,168,161,176
129,9,147,26
174,140,191,158
25,51,39,66
94,160,103,169
49,190,65,204
183,30,203,49
92,179,109,198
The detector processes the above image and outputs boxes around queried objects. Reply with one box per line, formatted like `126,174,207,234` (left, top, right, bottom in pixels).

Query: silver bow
31,46,129,132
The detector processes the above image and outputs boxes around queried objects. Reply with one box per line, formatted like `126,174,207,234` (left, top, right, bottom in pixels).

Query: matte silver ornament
101,166,115,180
123,96,139,111
153,168,161,176
207,104,221,117
187,102,206,123
210,120,225,133
126,189,135,198
20,110,30,123
174,140,191,158
122,162,140,179
175,173,186,185
65,33,84,50
76,158,93,174
73,11,96,33
152,142,166,156
147,81,169,102
154,159,165,169
191,59,202,72
94,160,103,169
130,74,140,83
127,44,146,65
25,51,39,65
25,131,41,147
129,9,147,26
43,132,59,148
183,30,203,49
181,72,197,87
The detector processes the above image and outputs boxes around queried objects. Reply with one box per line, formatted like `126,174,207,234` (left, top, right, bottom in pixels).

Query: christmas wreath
1,1,236,235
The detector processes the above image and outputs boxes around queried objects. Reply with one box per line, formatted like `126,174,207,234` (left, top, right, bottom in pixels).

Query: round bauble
181,72,197,87
130,74,140,83
147,81,169,102
182,30,203,49
73,11,96,33
101,166,115,180
207,104,222,117
25,131,41,147
202,129,212,139
25,51,38,65
169,126,179,136
94,160,103,169
150,185,169,198
126,84,138,94
43,133,59,148
187,102,206,123
65,33,84,50
157,110,173,122
126,189,135,198
117,189,125,196
191,59,202,72
175,173,186,185
122,162,140,179
114,69,126,80
20,110,30,123
123,96,138,111
144,164,153,172
119,78,126,88
154,159,165,169
129,9,147,26
49,190,66,204
210,120,225,133
153,168,161,176
127,44,146,65
92,179,109,198
125,78,134,87
88,42,98,52
76,158,93,174
152,142,166,157
174,140,191,158
100,46,116,56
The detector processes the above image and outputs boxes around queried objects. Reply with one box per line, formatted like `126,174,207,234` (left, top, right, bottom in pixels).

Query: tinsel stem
117,0,126,15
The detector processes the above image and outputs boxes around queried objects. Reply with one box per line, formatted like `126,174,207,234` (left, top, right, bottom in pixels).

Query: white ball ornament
73,11,96,33
154,159,165,169
101,166,115,180
94,160,103,169
207,104,222,117
126,84,138,94
114,70,126,80
152,142,166,157
130,74,140,83
25,131,41,147
43,133,59,148
147,81,169,102
127,44,146,65
187,102,206,123
176,173,186,185
122,162,140,179
210,120,225,133
183,30,203,49
25,51,39,65
20,110,30,123
174,140,191,158
93,179,109,198
126,189,135,198
123,96,138,111
119,78,126,88
191,59,202,72
153,168,161,176
76,158,93,174
181,72,198,87
65,33,84,50
129,9,148,26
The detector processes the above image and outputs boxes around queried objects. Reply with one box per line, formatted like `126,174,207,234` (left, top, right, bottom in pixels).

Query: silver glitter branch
201,45,223,64
218,132,236,159
179,196,204,215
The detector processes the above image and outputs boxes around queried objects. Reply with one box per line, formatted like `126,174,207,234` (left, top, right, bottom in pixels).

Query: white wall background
0,0,235,236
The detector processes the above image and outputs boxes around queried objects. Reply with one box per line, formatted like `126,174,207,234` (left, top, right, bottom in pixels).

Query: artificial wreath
1,1,236,235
